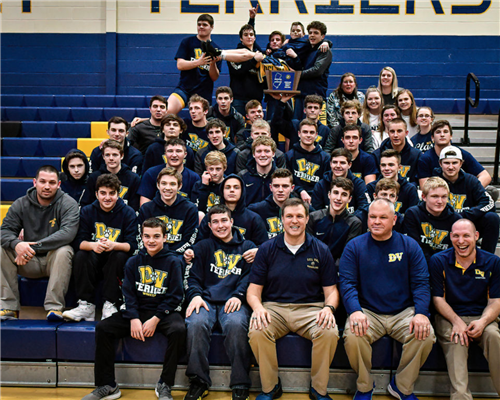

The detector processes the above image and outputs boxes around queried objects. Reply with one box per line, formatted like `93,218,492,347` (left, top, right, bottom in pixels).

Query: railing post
493,110,500,185
462,73,480,145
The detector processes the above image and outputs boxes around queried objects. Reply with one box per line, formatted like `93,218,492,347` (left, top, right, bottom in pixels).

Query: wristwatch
325,305,336,314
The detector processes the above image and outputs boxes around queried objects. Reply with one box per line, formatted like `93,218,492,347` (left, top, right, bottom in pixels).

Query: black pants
94,310,186,387
73,250,129,304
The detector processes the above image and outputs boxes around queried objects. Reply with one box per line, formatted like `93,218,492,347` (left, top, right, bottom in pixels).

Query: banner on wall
2,0,498,35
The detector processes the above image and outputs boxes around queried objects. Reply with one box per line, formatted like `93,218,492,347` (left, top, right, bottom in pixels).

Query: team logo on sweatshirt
448,193,467,211
210,250,243,278
420,222,449,250
266,216,283,238
49,218,57,227
93,223,121,242
295,158,320,183
137,265,168,296
399,165,411,178
194,48,210,72
395,201,402,212
119,186,129,199
388,252,403,262
207,193,220,209
157,216,184,242
187,133,208,152
235,226,246,237
225,127,231,139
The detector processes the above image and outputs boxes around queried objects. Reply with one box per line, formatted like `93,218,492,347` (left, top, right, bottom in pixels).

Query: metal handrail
493,110,500,185
462,72,480,145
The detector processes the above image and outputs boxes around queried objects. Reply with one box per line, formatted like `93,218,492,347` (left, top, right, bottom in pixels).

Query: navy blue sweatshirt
142,137,195,173
248,195,283,239
75,198,138,254
339,232,430,316
90,139,143,175
403,202,462,263
194,139,239,175
182,119,208,153
249,233,336,303
138,164,200,201
197,175,268,245
297,41,331,98
238,158,277,205
138,192,198,253
323,118,375,154
372,138,421,184
351,149,379,181
122,246,184,320
60,148,89,205
81,164,141,211
410,132,433,153
186,228,255,303
190,179,223,214
235,146,286,173
307,208,362,263
432,168,495,221
206,104,246,144
418,145,484,180
366,175,419,214
286,143,330,195
312,170,370,220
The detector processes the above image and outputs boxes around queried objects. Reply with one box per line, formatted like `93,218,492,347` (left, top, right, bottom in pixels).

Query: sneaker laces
158,382,171,395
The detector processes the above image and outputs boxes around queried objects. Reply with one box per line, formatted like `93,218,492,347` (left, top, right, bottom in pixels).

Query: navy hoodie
60,148,89,205
186,228,255,303
138,192,198,253
372,138,421,185
194,139,239,176
206,104,246,144
182,119,209,153
198,175,269,245
286,142,330,195
312,170,370,220
367,174,419,214
432,168,495,221
142,137,195,173
190,179,223,214
410,132,433,153
81,164,141,211
75,197,138,254
138,164,200,201
248,195,284,239
403,202,461,263
122,246,184,320
238,158,277,205
90,139,143,175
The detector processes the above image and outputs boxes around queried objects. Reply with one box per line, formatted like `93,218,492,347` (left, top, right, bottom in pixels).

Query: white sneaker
102,301,118,320
62,300,96,322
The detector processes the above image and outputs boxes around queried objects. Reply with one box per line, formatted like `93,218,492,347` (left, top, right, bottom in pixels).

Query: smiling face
367,91,382,112
342,130,362,152
330,156,351,178
328,185,351,213
142,226,167,256
282,204,308,240
163,120,182,139
103,147,123,171
451,220,479,259
423,187,449,216
247,106,264,123
397,93,412,112
165,145,186,168
341,75,356,95
382,108,398,126
250,127,270,140
367,201,396,241
107,122,127,143
209,212,233,242
298,124,318,148
67,157,86,180
96,185,118,212
388,122,407,148
253,145,274,168
417,108,433,129
379,156,400,180
380,69,393,87
157,175,179,205
34,171,60,204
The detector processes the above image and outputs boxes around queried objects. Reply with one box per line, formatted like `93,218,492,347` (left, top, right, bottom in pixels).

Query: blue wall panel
2,33,499,109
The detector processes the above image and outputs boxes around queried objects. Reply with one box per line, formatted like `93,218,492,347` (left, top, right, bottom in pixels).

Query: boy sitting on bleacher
63,174,137,322
81,217,185,400
61,149,90,205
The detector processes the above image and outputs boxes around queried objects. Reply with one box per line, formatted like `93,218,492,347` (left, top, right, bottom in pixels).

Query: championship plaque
264,70,301,95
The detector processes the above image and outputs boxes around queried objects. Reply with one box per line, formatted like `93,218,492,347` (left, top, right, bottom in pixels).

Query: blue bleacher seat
38,107,72,122
0,320,61,360
54,95,86,107
135,108,150,118
1,157,21,177
84,95,116,108
1,179,31,201
103,108,136,122
57,122,91,138
71,107,105,122
115,95,148,108
1,95,24,107
2,138,40,157
22,121,57,138
4,107,38,121
23,157,61,176
1,138,77,157
56,322,108,362
23,95,55,107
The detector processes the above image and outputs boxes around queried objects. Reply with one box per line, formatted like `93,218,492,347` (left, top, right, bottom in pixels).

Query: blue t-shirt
175,36,222,103
410,132,433,153
430,248,500,316
249,233,336,303
351,150,379,180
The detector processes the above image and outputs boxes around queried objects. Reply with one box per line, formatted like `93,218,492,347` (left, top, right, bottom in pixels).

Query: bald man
430,219,500,400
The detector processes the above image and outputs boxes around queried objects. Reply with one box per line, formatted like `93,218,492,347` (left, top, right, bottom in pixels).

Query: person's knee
186,313,211,334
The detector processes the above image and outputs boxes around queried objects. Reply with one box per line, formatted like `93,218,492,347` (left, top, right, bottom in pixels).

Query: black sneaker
184,382,209,400
205,40,222,57
156,382,173,400
256,378,283,400
200,41,208,55
232,388,250,400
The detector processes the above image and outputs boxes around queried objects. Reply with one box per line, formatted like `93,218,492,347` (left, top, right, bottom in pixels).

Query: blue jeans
186,301,252,388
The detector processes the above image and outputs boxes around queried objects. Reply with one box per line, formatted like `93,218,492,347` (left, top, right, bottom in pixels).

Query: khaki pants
435,314,500,400
249,302,339,395
1,246,73,311
343,307,435,395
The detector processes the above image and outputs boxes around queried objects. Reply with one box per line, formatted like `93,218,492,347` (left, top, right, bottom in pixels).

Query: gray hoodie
1,187,79,254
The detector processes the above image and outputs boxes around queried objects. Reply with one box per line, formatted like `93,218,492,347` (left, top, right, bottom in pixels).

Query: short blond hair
252,136,277,154
204,150,227,169
422,176,449,196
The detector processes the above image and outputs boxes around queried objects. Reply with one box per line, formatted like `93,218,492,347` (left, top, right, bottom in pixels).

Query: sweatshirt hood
220,174,246,213
26,186,65,209
417,200,457,220
138,243,177,259
152,190,187,209
61,149,90,184
91,196,127,213
292,142,322,154
209,226,246,246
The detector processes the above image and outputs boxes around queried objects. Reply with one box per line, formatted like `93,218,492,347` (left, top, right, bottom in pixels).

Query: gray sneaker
156,382,173,400
82,385,121,400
